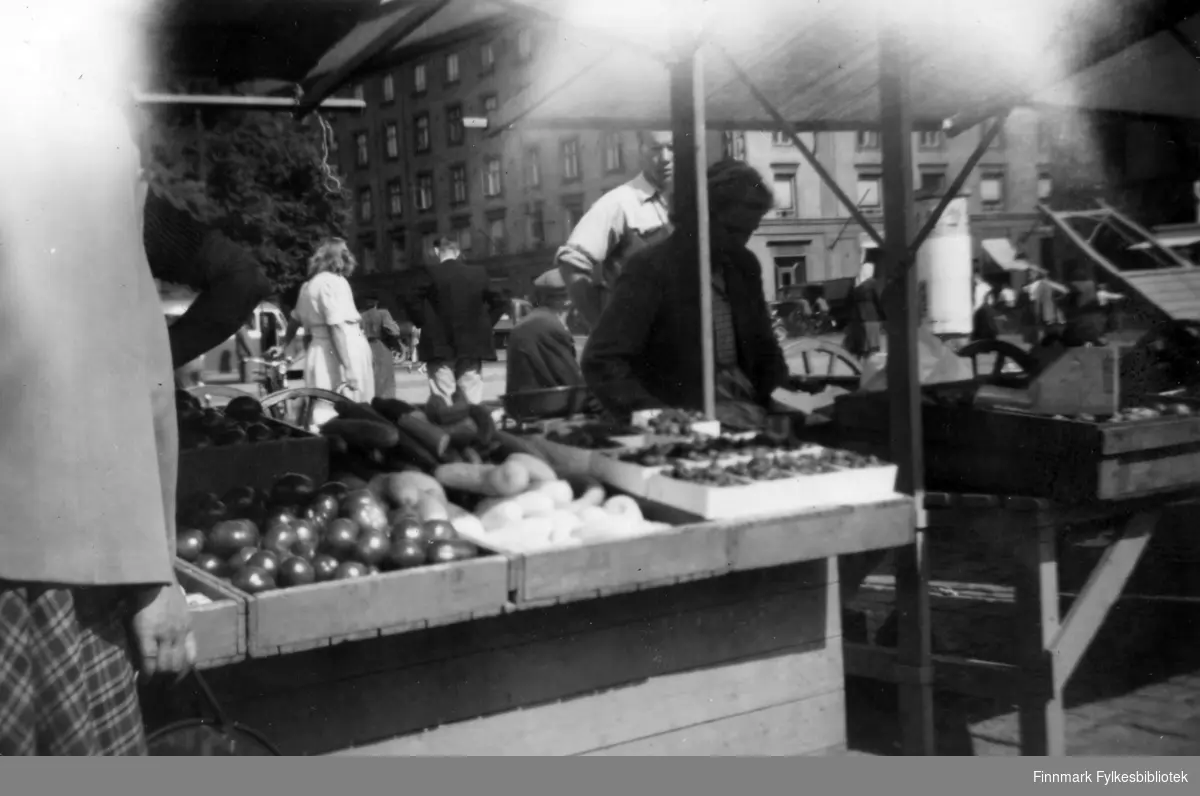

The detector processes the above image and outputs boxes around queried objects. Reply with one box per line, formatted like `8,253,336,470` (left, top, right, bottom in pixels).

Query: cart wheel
261,387,347,431
782,338,863,380
184,384,260,408
956,339,1039,384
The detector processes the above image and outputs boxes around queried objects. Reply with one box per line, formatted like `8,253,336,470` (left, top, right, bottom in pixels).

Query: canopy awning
1129,230,1200,250
149,0,386,87
980,239,1029,272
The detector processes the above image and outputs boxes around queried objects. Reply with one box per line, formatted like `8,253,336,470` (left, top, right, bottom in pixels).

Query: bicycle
243,353,303,422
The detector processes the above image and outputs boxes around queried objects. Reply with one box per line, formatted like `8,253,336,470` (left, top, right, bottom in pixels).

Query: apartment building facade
330,17,1057,303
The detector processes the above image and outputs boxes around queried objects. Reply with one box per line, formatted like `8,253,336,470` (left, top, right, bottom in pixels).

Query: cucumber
395,413,451,458
425,395,471,426
336,401,393,425
320,418,401,450
443,417,480,449
371,397,418,423
467,404,497,447
493,430,549,462
386,426,441,471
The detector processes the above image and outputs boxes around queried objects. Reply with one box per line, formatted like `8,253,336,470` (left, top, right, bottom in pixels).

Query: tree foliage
144,107,352,304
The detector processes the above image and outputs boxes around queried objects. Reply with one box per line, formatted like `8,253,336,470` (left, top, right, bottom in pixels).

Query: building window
450,164,468,205
414,113,430,153
382,74,395,103
980,171,1006,209
517,28,533,60
446,104,464,146
387,180,404,217
561,137,581,181
421,231,440,263
354,132,369,168
919,169,947,194
358,187,373,223
772,172,796,218
563,196,584,239
445,52,460,84
526,202,545,249
353,84,365,102
484,156,504,197
525,146,542,188
453,221,473,252
601,133,625,174
857,130,880,150
360,241,376,273
482,94,499,114
771,131,793,147
722,131,746,160
416,172,434,212
1037,172,1053,201
390,233,408,270
918,130,944,149
856,172,882,207
414,63,427,93
384,122,399,160
480,42,495,73
488,217,507,255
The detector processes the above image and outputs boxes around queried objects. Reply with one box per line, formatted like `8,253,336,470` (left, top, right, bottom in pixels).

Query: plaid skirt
0,584,147,756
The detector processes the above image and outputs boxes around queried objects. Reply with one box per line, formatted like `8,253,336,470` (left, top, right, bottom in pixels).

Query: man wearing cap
506,269,590,398
402,237,508,404
556,130,674,329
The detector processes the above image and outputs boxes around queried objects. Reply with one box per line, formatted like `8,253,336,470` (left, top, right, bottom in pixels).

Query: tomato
421,520,458,547
176,528,206,562
334,561,368,580
245,550,280,578
262,525,298,557
354,532,390,567
207,519,260,558
193,553,228,578
231,566,276,594
323,518,361,559
312,554,340,582
387,538,427,570
271,473,316,507
278,556,317,588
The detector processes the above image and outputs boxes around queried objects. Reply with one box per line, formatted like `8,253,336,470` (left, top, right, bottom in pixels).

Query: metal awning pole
134,93,365,112
670,32,716,420
878,20,934,757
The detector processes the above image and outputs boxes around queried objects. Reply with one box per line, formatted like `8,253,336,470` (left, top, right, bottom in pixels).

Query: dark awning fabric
148,0,385,87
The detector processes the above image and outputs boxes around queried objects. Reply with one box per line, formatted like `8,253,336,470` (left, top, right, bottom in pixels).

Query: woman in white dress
287,238,375,402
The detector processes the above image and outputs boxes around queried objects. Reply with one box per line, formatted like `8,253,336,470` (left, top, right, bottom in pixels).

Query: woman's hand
339,377,359,395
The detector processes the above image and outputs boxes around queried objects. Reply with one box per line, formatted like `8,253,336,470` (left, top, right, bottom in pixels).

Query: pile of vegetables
176,392,308,451
318,393,543,483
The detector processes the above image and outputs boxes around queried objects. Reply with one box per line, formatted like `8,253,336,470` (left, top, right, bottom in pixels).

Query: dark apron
595,224,674,317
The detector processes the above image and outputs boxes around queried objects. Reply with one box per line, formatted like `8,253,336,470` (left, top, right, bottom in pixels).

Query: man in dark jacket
506,269,590,400
404,237,508,404
582,159,805,429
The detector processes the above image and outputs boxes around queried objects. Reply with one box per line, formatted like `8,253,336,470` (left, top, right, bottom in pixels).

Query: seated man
506,269,589,397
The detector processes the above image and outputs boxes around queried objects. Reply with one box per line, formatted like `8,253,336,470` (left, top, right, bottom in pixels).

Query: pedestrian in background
843,250,886,358
359,294,402,399
556,130,674,329
506,269,590,402
404,237,508,404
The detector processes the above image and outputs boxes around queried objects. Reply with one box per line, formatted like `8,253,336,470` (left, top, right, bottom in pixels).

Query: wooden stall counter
187,496,914,757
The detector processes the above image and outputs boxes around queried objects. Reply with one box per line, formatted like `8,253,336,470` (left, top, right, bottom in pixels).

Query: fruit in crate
175,391,307,451
641,408,710,436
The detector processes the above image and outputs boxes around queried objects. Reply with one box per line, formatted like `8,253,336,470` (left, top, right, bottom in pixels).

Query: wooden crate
235,556,512,657
202,560,844,756
178,418,329,499
176,560,247,669
834,394,1200,502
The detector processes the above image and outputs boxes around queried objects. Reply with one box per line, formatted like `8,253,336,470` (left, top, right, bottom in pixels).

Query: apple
421,520,458,547
427,540,478,565
207,519,260,558
231,566,276,594
262,524,298,557
354,532,390,567
390,517,424,544
278,556,317,588
312,554,340,582
227,546,258,571
334,561,368,580
176,528,206,562
245,549,280,578
323,518,361,559
387,538,427,570
193,553,228,578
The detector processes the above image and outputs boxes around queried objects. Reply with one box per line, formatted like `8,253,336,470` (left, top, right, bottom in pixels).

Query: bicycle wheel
145,671,282,756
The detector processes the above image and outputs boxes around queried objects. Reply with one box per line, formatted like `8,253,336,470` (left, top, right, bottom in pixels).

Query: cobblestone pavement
843,512,1200,755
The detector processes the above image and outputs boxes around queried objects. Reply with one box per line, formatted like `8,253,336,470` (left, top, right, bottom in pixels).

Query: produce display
175,391,309,450
634,408,714,437
542,422,641,450
614,433,799,467
175,471,485,594
664,447,886,486
1061,400,1196,424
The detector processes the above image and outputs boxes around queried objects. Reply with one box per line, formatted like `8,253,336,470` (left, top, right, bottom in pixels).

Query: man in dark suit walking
404,237,508,404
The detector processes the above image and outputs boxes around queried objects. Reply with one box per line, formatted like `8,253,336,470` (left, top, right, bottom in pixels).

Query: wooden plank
212,573,837,755
727,498,914,572
1098,447,1200,500
844,642,1034,700
175,560,246,668
1100,417,1200,455
1050,511,1158,689
244,556,510,657
1028,346,1119,418
582,690,845,756
513,521,729,604
335,647,843,756
1013,523,1064,757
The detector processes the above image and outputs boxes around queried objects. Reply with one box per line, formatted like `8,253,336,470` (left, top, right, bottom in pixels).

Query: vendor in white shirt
555,130,674,329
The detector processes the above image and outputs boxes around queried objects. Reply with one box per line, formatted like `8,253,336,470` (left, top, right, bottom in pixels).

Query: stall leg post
1013,517,1065,756
877,22,934,756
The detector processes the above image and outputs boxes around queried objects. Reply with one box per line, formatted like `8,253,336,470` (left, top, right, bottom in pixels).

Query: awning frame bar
134,92,366,113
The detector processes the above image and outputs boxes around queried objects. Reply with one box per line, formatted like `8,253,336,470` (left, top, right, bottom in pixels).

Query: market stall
158,0,1200,758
